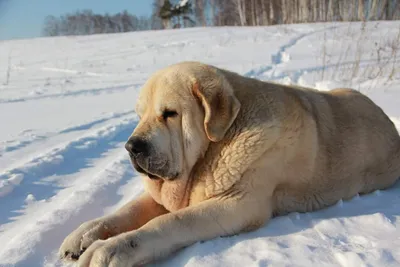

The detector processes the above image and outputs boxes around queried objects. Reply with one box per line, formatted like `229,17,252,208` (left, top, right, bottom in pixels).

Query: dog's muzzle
125,137,161,179
125,137,179,180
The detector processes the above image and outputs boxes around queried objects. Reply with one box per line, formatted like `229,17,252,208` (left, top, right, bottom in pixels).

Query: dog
59,61,400,266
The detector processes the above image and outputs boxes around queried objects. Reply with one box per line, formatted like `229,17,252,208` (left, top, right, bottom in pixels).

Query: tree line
43,0,400,37
204,0,400,26
42,10,151,36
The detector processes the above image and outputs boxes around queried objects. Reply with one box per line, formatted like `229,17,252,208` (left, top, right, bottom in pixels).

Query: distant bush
317,22,400,90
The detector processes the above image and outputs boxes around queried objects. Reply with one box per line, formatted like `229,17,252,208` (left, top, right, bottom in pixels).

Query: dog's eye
162,109,178,120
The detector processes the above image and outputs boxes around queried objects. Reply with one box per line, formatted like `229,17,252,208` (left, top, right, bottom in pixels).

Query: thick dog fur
59,61,400,266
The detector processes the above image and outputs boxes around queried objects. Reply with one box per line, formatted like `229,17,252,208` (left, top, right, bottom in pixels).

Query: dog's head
126,62,241,180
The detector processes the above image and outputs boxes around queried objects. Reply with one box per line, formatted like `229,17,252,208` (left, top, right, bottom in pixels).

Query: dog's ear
192,71,240,142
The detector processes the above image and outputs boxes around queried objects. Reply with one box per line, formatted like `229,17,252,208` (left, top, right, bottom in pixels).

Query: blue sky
0,0,152,40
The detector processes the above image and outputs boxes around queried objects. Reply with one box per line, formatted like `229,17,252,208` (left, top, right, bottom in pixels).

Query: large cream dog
59,61,400,266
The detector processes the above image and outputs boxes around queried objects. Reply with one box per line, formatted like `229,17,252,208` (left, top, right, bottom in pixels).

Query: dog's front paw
77,234,142,267
59,218,114,262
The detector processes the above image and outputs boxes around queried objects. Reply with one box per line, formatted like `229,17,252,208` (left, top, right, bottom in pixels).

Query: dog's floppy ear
192,71,241,142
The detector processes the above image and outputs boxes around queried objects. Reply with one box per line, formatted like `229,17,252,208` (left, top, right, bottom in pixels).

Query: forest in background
42,0,400,37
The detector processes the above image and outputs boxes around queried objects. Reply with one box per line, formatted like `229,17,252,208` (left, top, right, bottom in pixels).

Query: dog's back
323,88,400,194
270,85,400,215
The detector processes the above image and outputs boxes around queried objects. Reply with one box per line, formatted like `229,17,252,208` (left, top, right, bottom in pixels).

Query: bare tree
271,0,282,24
151,0,164,29
207,0,217,25
388,0,400,20
250,0,256,25
327,0,342,21
121,10,134,32
194,0,207,26
298,0,309,22
358,0,365,21
234,0,247,26
312,0,320,21
42,16,60,36
260,0,271,25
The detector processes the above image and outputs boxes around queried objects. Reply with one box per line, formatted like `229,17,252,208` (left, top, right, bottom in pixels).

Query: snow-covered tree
159,0,194,29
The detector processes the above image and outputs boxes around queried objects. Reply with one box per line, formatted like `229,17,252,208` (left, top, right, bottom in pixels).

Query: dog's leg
59,192,168,262
77,195,272,267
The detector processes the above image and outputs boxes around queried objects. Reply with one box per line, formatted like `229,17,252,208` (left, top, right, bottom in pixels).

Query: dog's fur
59,61,400,266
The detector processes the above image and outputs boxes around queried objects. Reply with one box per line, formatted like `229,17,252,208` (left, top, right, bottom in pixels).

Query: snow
179,0,189,7
1,21,400,267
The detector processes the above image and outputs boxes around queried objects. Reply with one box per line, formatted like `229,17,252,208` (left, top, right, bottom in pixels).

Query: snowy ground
1,21,400,267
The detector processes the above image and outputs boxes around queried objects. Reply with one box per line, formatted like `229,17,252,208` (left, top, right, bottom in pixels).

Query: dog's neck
143,172,193,212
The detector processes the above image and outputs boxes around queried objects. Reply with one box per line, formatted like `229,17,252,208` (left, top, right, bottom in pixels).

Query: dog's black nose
125,137,148,156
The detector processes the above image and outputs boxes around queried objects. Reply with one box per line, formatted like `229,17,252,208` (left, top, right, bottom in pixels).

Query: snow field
0,21,400,267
